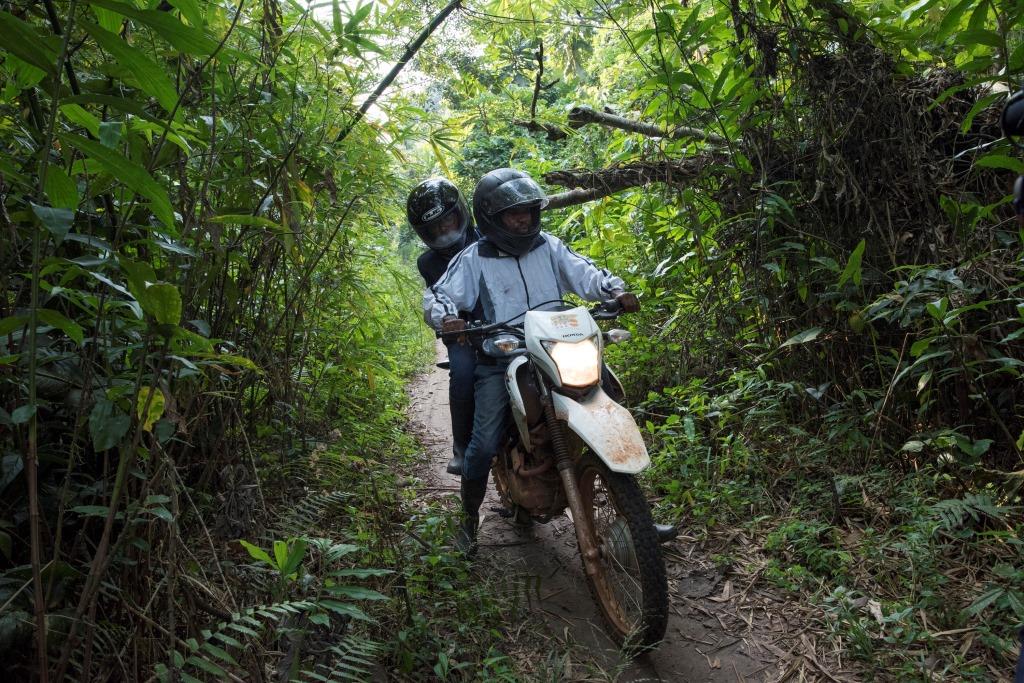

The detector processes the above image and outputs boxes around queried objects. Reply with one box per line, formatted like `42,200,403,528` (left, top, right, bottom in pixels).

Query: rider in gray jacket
423,168,639,554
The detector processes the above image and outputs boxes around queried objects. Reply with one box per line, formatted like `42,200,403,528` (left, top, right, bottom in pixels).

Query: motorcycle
441,299,669,650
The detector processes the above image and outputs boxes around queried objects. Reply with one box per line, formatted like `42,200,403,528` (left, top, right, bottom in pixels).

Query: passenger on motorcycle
423,168,640,553
408,178,480,476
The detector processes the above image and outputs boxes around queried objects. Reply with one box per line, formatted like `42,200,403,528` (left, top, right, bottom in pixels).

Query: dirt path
406,343,812,682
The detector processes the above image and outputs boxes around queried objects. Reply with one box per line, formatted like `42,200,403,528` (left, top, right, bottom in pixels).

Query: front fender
551,388,650,474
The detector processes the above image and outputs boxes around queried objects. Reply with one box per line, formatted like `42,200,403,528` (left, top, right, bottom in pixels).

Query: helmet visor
419,209,465,249
482,177,549,216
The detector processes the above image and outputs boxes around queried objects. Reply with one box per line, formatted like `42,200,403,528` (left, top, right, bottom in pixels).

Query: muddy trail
406,343,846,682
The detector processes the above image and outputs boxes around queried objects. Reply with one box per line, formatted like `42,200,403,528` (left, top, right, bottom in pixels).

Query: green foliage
2,0,1023,677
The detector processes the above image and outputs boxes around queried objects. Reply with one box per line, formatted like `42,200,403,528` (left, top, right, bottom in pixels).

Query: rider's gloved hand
441,316,468,344
614,291,640,313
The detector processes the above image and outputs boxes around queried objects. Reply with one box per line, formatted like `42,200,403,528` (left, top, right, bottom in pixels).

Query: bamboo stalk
334,0,462,144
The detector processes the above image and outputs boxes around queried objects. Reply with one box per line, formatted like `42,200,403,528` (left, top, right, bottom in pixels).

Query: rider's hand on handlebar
441,316,468,344
615,291,640,313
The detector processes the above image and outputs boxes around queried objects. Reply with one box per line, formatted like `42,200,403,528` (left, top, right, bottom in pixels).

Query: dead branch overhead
567,106,729,145
543,158,713,209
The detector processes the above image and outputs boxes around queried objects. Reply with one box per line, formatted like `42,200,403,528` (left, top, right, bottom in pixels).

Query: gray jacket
423,233,626,330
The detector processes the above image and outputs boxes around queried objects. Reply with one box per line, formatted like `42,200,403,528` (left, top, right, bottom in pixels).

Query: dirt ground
407,342,853,682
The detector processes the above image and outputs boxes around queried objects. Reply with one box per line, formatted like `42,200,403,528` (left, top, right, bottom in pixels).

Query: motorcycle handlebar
436,299,626,339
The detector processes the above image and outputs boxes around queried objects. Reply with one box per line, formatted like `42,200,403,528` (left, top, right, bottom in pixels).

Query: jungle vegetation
0,0,1021,679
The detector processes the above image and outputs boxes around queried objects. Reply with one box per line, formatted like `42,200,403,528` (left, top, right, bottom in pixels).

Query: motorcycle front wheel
576,452,668,651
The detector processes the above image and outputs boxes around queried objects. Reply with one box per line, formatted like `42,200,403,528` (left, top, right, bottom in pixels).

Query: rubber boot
454,476,488,557
447,395,475,475
445,450,465,476
654,523,678,544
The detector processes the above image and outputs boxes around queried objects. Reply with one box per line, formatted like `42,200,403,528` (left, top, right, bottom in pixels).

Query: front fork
542,397,603,578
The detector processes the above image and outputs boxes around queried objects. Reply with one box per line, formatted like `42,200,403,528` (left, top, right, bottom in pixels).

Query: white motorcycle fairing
551,387,650,474
505,356,533,451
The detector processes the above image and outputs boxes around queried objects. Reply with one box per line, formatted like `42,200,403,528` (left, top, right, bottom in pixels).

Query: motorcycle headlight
543,337,600,387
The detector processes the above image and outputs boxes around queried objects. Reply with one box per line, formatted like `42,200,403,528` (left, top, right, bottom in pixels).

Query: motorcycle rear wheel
576,453,668,651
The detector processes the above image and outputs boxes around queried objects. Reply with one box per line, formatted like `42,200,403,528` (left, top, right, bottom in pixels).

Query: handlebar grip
590,298,623,320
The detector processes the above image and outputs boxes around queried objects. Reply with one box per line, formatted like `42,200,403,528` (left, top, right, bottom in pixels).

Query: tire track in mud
407,342,791,682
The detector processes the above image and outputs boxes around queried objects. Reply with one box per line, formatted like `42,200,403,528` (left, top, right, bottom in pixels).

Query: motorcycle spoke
585,471,646,632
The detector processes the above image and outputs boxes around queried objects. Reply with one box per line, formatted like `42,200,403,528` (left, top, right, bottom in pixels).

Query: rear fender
551,388,649,474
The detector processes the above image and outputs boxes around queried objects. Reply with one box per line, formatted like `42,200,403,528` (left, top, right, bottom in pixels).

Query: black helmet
407,178,470,256
472,168,549,256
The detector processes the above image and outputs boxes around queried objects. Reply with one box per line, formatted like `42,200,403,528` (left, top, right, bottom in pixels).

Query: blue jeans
445,340,476,460
463,362,512,481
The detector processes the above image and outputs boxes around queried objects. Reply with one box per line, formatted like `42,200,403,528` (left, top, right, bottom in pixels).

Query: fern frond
273,490,352,536
155,599,323,682
930,493,1014,530
299,636,384,682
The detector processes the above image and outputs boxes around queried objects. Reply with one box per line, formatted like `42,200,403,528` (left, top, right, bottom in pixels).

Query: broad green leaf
136,387,165,432
960,92,1001,133
780,327,822,348
964,587,1003,616
167,0,205,28
89,399,130,451
60,104,102,137
6,53,47,92
347,2,373,30
901,0,940,23
188,352,260,371
184,655,229,678
0,315,27,336
86,0,219,54
36,308,84,345
280,539,307,576
936,0,976,42
143,283,182,325
273,540,288,571
81,21,179,113
71,505,111,517
925,297,948,322
916,369,932,394
975,154,1024,174
64,94,164,125
11,405,36,425
99,121,122,148
119,258,158,301
200,642,238,665
332,0,342,34
324,585,388,601
63,133,175,228
92,6,122,32
838,239,866,287
428,138,451,177
238,540,273,565
208,214,286,231
149,506,174,522
44,168,79,210
319,600,372,622
0,11,59,76
30,203,74,244
329,568,393,578
955,29,1000,49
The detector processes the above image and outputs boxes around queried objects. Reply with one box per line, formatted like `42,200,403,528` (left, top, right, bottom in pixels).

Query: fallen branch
513,119,568,140
543,158,713,209
566,105,729,145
